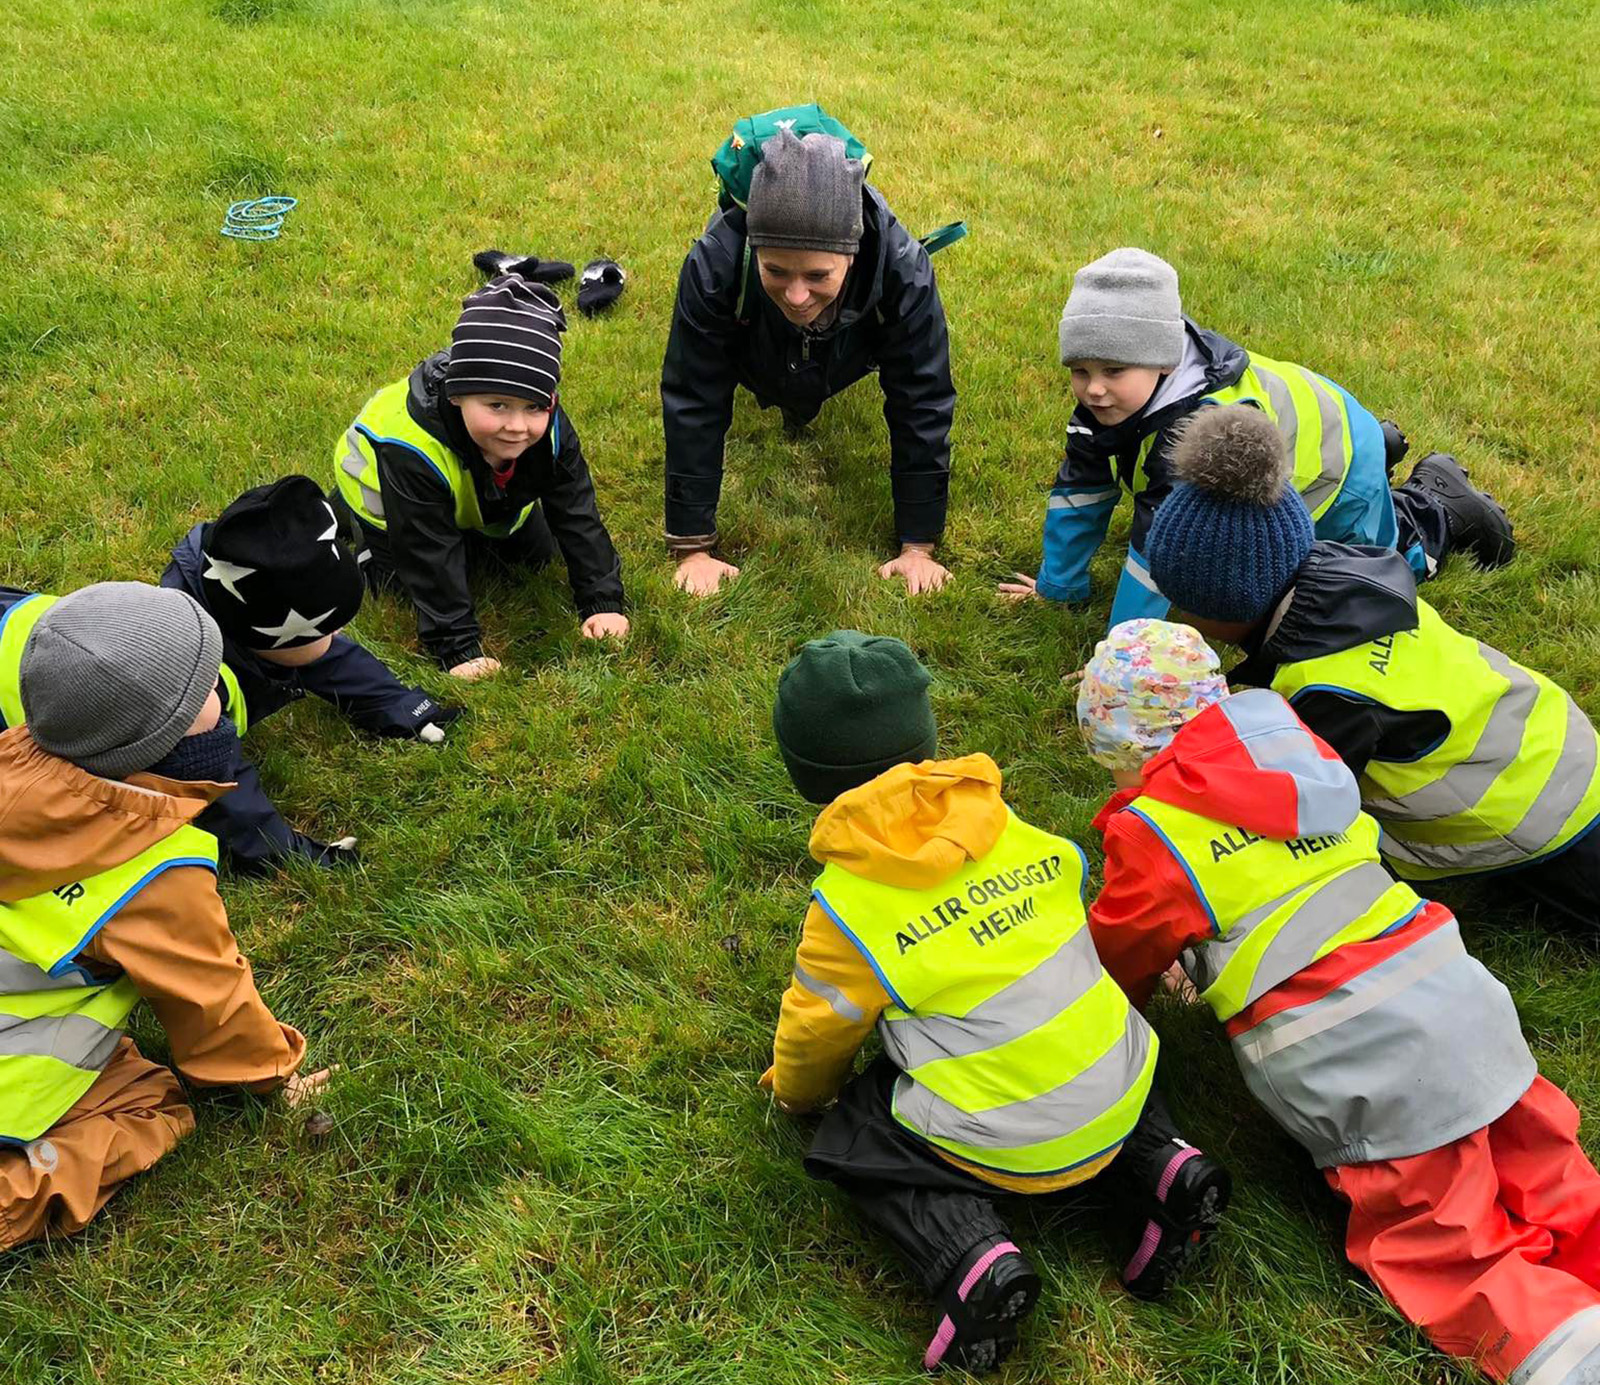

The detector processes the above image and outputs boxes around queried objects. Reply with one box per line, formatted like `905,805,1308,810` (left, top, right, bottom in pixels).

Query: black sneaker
1406,453,1516,569
1121,1144,1231,1301
923,1238,1040,1374
1379,419,1410,480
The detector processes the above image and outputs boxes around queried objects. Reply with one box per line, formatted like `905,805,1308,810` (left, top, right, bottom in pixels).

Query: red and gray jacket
1089,688,1535,1167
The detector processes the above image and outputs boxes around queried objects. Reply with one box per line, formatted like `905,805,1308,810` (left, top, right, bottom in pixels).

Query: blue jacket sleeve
293,635,463,740
1036,438,1119,604
1105,486,1172,626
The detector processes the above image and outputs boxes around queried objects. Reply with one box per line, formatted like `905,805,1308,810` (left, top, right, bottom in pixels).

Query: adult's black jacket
660,187,955,548
357,352,625,668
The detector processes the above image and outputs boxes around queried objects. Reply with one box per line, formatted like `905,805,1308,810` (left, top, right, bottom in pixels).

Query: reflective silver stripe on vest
879,930,1104,1073
1366,644,1539,825
892,1020,1150,1150
1183,863,1401,1009
0,1011,122,1070
341,427,386,520
0,949,90,996
1047,489,1119,510
792,963,865,1024
1252,363,1346,515
1369,645,1598,871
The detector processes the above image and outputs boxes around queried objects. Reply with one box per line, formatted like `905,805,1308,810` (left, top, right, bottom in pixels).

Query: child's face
456,394,552,467
254,634,336,666
185,687,222,737
756,248,853,328
1068,361,1163,427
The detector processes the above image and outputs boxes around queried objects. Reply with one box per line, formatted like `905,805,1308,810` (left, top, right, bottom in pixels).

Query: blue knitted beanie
1145,404,1315,623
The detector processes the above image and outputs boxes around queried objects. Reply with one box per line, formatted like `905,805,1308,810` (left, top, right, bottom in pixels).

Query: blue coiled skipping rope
221,196,297,240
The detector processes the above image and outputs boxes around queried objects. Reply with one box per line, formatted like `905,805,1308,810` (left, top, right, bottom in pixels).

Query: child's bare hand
581,612,630,640
997,572,1040,603
448,655,502,681
285,1066,337,1109
675,552,740,595
1161,964,1200,1004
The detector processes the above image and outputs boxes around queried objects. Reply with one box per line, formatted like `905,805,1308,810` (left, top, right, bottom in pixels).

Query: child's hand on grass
675,552,741,595
449,655,502,681
285,1065,337,1108
997,572,1039,603
581,612,630,640
879,544,949,594
1161,963,1200,1005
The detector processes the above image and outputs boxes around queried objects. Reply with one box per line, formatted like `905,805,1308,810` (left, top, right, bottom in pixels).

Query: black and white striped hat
444,274,566,406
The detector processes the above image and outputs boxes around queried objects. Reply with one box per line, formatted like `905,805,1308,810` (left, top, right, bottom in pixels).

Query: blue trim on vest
47,856,219,977
1125,806,1220,937
1404,809,1600,882
810,887,910,1012
1376,898,1427,937
1070,840,1089,905
0,593,44,732
934,1127,1138,1180
353,422,451,490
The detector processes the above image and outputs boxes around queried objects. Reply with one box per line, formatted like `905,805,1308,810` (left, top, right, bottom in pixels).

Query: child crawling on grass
1080,618,1600,1384
761,629,1229,1374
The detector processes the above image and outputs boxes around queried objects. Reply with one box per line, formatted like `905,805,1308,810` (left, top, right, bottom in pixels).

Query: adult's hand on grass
997,571,1040,603
448,655,502,681
880,544,949,595
581,612,631,640
285,1065,337,1109
675,552,740,595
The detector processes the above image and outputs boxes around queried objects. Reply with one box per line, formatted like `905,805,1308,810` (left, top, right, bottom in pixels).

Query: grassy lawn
3,0,1599,1379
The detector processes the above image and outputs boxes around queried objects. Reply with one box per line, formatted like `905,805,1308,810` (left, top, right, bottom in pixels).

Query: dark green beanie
772,630,938,805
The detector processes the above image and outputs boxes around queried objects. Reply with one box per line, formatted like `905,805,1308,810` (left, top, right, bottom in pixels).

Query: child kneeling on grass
1079,618,1600,1384
162,474,463,872
762,630,1230,1374
999,248,1512,626
333,262,628,681
1142,405,1599,928
0,584,327,1251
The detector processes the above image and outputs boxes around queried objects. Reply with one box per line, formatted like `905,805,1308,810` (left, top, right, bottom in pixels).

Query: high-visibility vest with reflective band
0,593,248,738
1128,797,1423,1022
811,813,1157,1177
1271,600,1600,879
1128,353,1354,520
0,825,219,1144
335,379,548,538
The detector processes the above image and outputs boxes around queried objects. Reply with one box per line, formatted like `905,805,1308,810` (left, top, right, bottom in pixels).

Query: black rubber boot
1120,1143,1232,1302
1405,453,1516,569
1379,419,1410,480
922,1237,1041,1374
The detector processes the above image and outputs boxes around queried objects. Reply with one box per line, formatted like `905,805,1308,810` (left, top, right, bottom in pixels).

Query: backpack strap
918,221,968,255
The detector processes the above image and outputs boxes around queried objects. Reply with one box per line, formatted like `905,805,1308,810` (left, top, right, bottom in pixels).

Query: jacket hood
1235,543,1420,683
1135,689,1361,840
0,728,228,902
809,753,1009,890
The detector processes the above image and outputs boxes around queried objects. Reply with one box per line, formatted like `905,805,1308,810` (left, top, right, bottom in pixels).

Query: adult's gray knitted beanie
746,129,865,255
20,582,224,779
1058,247,1185,369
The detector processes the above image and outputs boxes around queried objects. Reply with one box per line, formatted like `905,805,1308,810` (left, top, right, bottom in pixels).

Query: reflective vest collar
0,592,57,731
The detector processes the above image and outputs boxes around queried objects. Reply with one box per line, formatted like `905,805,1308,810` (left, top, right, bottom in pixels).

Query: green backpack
710,103,967,320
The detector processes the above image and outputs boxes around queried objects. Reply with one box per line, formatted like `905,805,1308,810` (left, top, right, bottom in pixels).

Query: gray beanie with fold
20,582,224,779
1058,247,1184,369
745,129,865,255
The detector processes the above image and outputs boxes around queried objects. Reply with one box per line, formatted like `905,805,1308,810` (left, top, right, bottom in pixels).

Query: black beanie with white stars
200,475,364,650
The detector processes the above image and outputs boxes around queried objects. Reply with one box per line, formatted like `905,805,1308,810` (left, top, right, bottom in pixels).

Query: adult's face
756,248,853,328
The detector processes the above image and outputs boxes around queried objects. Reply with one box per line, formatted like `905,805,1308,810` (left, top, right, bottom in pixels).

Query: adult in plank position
662,128,956,595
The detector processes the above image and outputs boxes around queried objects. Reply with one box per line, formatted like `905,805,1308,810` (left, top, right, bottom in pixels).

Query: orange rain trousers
1327,1076,1600,1381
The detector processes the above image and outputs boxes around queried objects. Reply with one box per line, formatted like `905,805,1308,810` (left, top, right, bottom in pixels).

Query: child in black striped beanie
333,267,627,680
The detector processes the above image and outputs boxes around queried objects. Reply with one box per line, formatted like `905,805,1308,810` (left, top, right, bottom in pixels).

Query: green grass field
4,0,1600,1379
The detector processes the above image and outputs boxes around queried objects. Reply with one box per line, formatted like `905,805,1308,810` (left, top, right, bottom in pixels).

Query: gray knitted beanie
1058,247,1184,369
20,582,224,779
746,130,865,255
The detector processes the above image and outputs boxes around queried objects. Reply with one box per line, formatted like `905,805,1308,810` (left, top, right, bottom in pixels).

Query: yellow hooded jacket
764,754,1121,1193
